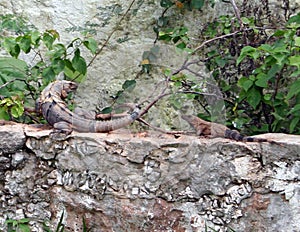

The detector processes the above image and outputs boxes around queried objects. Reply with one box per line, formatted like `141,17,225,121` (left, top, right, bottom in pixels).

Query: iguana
36,80,140,133
182,114,281,144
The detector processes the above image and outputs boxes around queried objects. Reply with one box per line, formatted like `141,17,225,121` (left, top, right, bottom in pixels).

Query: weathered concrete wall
0,123,299,231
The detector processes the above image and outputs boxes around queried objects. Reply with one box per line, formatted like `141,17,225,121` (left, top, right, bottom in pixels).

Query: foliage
0,14,98,122
5,218,31,232
198,12,300,134
236,17,300,133
4,212,92,232
154,1,300,135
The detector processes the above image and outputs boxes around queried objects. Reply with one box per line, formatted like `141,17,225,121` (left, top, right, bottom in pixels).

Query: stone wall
0,123,299,231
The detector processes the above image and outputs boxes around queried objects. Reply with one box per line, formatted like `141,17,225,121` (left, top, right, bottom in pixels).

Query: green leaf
241,17,251,24
18,35,31,53
122,79,136,92
273,30,285,37
51,44,66,59
272,53,288,66
18,218,30,223
30,30,41,46
160,0,174,8
191,0,204,9
42,67,56,83
0,57,27,73
52,59,65,74
0,98,13,107
43,32,55,50
83,38,98,54
156,16,168,28
72,49,87,75
233,116,251,129
289,55,300,69
237,46,259,65
176,42,186,49
3,38,20,58
255,73,269,88
0,107,10,120
290,117,300,133
272,40,288,53
259,44,272,53
267,64,282,78
11,105,24,118
295,37,300,47
291,69,300,77
0,57,28,82
63,59,75,78
215,56,226,68
63,59,85,82
238,77,253,91
247,87,261,109
287,79,300,100
289,104,300,114
287,13,300,24
47,29,60,40
18,223,30,232
263,93,272,101
101,107,113,114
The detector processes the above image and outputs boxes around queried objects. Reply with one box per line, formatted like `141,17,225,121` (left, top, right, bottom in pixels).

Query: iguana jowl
182,114,280,144
36,80,140,133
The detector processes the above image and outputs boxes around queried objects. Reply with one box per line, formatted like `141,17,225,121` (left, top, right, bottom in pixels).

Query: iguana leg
53,121,73,134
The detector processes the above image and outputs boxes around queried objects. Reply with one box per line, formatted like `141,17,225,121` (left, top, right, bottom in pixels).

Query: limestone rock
1,124,299,231
0,124,25,154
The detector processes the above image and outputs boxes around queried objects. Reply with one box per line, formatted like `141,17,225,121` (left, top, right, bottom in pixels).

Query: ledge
0,123,300,231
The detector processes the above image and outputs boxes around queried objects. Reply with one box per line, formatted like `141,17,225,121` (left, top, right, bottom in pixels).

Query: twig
0,78,26,90
87,0,137,68
139,91,171,118
178,90,225,100
192,29,246,55
229,0,243,29
137,118,185,135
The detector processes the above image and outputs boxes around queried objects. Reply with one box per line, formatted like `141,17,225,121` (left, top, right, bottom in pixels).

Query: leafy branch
86,0,138,69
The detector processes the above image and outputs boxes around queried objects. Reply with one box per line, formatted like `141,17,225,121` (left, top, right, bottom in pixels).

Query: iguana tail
224,129,281,145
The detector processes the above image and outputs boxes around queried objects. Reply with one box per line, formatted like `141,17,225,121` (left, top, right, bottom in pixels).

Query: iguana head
61,80,78,99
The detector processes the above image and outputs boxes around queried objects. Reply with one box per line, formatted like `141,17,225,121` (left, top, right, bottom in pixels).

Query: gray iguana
182,114,281,145
36,80,140,133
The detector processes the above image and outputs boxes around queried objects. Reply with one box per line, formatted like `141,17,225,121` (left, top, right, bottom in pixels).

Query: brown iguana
182,114,281,145
36,80,140,133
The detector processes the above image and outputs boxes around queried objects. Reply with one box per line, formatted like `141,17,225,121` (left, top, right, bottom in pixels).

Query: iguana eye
61,89,68,98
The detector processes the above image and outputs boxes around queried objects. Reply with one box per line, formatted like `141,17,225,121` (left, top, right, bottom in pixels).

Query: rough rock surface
0,123,299,231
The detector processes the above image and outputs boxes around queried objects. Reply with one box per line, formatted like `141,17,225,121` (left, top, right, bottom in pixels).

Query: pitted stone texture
1,127,296,231
0,124,25,154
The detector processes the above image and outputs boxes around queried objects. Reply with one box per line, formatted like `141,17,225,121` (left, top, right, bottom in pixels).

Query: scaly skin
182,114,281,144
36,80,140,133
